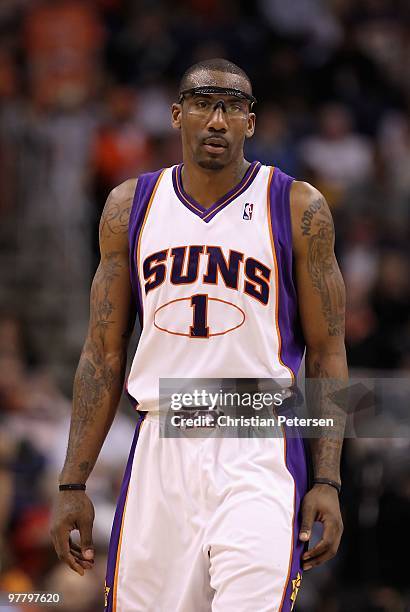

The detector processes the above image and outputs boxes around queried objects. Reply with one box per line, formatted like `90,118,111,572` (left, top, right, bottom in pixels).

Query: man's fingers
69,541,94,568
66,554,86,575
79,519,95,561
71,552,94,569
69,538,94,559
69,539,82,553
298,486,344,570
303,520,336,559
303,518,342,569
52,528,85,576
303,547,337,570
299,502,316,542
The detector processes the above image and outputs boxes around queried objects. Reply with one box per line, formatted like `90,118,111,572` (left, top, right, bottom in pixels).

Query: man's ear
171,103,182,130
245,113,256,139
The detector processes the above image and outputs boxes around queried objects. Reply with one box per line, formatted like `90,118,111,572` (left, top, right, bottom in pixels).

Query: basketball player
51,59,347,611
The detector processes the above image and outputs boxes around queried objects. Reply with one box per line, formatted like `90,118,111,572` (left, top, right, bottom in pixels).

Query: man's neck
181,158,251,209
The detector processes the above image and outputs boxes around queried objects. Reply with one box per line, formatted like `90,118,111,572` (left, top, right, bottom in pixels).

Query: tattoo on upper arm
305,204,345,336
300,196,324,236
100,197,132,236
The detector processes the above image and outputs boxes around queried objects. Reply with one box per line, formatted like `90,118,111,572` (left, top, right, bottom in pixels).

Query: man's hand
299,484,343,570
50,491,95,576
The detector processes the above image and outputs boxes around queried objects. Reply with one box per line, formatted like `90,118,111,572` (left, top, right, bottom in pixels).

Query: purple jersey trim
129,169,164,327
172,161,261,222
105,413,146,611
269,167,305,377
280,416,309,611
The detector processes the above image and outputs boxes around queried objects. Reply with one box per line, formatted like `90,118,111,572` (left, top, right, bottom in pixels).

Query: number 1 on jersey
190,294,209,338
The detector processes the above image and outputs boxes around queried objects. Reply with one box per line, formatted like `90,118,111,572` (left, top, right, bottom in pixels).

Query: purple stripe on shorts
280,420,309,611
129,169,164,327
105,413,145,611
269,168,305,377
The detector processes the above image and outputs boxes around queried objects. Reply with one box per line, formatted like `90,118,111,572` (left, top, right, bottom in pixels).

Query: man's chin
197,158,225,170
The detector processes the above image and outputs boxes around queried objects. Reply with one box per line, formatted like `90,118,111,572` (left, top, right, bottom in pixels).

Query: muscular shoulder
109,178,138,207
290,180,326,221
289,180,334,257
99,178,137,252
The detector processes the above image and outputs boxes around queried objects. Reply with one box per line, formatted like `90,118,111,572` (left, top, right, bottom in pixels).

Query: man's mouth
202,137,228,154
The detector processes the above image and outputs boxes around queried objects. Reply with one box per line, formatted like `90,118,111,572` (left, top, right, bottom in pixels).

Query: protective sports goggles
178,86,257,117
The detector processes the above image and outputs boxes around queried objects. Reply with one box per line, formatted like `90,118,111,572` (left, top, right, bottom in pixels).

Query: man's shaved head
179,58,253,96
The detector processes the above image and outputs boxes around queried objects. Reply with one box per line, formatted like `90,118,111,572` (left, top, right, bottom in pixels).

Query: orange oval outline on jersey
153,296,246,337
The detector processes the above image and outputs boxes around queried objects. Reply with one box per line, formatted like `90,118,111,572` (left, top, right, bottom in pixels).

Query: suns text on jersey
142,245,271,305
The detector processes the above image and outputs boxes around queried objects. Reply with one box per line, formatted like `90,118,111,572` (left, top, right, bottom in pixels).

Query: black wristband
313,478,341,494
59,483,86,491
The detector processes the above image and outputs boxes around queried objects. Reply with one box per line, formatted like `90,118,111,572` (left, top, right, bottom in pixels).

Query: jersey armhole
128,169,165,327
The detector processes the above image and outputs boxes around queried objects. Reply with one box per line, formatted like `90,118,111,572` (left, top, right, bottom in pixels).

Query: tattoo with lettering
100,195,132,237
305,205,345,336
300,197,324,236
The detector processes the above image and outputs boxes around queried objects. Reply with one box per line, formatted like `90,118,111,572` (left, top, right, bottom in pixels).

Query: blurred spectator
341,216,379,300
246,105,301,176
258,0,342,48
24,1,103,110
348,0,406,91
299,103,373,203
0,47,18,101
92,86,153,197
378,112,410,202
106,7,177,85
370,250,410,364
90,85,153,263
137,83,175,138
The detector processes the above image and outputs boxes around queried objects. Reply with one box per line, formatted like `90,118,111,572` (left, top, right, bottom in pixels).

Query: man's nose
206,103,228,130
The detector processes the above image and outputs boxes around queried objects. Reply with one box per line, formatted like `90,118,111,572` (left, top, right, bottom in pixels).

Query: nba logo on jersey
243,202,253,220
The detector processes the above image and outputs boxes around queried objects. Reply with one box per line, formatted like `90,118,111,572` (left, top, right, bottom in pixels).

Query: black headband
178,86,257,107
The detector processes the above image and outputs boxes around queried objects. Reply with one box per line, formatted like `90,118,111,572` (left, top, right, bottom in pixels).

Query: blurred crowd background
0,0,409,610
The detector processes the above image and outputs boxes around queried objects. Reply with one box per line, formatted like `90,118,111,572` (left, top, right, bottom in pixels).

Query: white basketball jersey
126,161,305,411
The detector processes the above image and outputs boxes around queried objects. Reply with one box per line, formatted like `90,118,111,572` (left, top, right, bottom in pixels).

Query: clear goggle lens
187,96,249,119
179,87,256,120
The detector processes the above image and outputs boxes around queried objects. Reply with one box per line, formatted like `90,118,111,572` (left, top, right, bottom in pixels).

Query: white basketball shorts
104,411,308,611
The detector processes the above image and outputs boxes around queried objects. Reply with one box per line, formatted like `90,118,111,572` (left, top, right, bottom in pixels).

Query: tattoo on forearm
64,348,121,478
305,205,345,336
307,360,346,480
62,248,128,480
96,251,121,323
78,461,90,475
